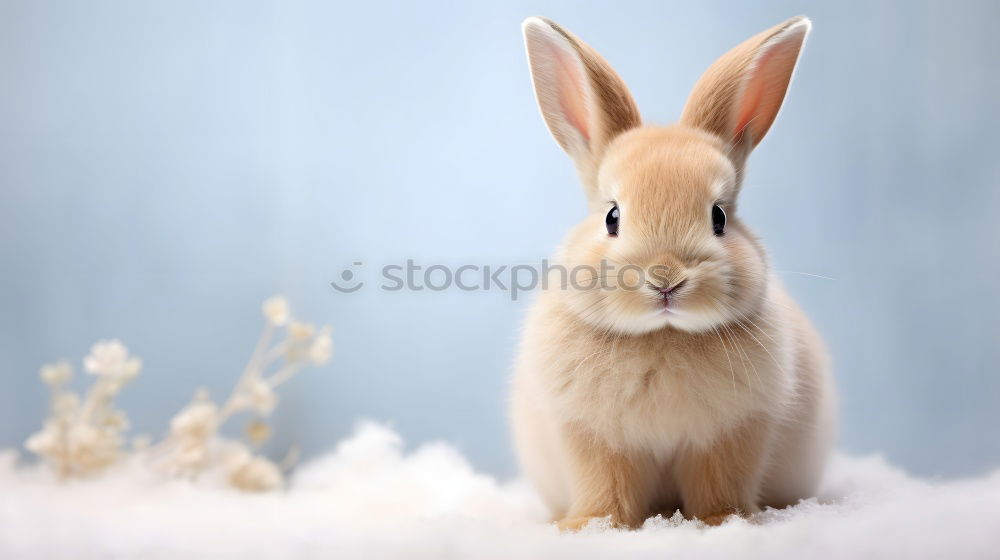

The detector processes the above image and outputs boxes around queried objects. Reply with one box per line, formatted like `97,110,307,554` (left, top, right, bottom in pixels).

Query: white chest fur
518,296,796,456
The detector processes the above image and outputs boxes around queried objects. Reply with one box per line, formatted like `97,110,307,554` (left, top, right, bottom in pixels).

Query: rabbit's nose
652,278,688,299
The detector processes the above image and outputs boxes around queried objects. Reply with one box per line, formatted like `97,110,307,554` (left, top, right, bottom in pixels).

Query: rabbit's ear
522,17,641,195
681,16,810,174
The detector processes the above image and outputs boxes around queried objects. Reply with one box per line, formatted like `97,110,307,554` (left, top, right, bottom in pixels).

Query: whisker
775,270,838,281
734,320,786,377
719,323,753,392
724,322,763,389
711,325,738,396
741,315,779,346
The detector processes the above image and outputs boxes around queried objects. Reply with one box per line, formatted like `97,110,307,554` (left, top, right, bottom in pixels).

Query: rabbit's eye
712,204,726,236
606,204,620,237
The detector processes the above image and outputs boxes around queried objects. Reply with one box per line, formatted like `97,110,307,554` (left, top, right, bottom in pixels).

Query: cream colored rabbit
511,16,836,530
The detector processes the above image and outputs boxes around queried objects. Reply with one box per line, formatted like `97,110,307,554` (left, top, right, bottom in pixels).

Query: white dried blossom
170,398,219,440
249,379,277,415
285,323,316,363
27,419,123,476
83,340,142,381
162,396,221,473
40,361,73,387
26,342,138,478
245,419,272,446
224,378,277,417
225,447,283,492
309,327,333,365
288,322,316,340
65,423,120,471
262,296,290,326
24,423,60,457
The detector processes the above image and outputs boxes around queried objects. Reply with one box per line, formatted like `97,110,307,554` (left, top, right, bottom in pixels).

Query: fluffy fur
511,16,836,529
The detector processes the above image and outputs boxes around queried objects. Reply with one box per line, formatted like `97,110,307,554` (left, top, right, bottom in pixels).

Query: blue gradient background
2,0,998,478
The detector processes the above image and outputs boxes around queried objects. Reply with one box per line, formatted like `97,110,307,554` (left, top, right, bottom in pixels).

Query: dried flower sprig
149,295,333,491
25,340,141,479
25,296,332,493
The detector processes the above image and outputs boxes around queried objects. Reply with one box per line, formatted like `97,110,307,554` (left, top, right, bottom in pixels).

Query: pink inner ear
551,46,591,142
732,47,776,142
731,34,802,145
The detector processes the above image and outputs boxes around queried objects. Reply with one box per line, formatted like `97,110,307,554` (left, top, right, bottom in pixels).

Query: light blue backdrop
2,0,998,478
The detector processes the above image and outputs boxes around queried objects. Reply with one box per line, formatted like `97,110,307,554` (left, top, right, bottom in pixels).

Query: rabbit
510,15,836,530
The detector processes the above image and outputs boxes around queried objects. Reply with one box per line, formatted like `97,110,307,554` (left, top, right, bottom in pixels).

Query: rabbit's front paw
555,516,600,532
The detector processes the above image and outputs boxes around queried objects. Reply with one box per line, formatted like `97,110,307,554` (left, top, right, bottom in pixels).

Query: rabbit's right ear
522,17,641,198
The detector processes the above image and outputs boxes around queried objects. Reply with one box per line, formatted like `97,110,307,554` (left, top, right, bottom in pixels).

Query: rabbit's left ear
681,17,811,176
522,17,641,199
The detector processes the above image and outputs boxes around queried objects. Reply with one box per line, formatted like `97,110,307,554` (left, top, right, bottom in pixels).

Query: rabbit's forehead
599,126,735,210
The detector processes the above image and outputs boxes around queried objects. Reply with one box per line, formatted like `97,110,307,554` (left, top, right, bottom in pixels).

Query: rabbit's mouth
654,297,676,315
649,278,689,314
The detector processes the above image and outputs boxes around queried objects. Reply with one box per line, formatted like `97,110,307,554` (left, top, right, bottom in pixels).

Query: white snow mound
1,421,998,559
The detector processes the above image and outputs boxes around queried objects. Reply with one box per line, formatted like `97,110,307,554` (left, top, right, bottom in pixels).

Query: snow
2,421,998,559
